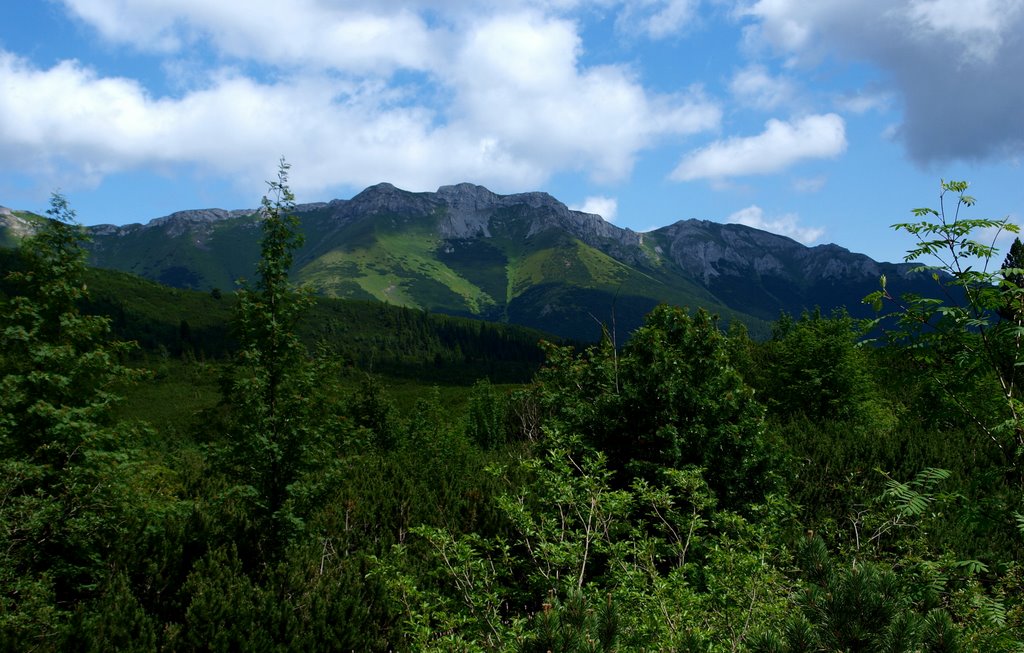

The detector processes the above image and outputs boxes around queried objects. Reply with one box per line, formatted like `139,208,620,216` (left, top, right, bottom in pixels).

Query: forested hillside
1,173,1022,651
0,248,553,385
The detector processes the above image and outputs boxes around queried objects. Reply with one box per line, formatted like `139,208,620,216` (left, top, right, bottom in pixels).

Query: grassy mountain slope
297,207,499,316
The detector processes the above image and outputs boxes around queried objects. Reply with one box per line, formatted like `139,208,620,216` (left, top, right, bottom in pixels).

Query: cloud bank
3,0,1023,206
726,205,824,244
670,114,847,181
0,1,723,196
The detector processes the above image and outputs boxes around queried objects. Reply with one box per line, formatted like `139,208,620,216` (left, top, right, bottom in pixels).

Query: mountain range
1,184,932,340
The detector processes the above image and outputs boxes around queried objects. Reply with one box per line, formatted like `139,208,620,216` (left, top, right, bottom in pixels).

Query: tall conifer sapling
220,159,319,559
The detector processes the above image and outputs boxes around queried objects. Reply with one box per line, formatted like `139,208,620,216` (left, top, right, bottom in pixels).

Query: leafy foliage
866,180,1024,465
538,305,774,509
757,308,892,428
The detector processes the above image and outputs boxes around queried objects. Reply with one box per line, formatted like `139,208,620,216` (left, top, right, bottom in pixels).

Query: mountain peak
435,183,501,209
436,182,496,197
361,182,400,193
347,182,435,217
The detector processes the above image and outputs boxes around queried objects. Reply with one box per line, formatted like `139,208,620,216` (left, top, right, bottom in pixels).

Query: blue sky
2,0,1022,265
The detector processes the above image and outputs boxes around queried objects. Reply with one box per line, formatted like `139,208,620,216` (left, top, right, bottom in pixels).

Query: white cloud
571,196,619,220
729,64,795,110
616,0,701,39
726,205,824,244
58,0,707,71
835,91,891,114
0,54,160,176
738,0,1024,164
451,12,720,183
793,175,827,193
670,113,846,181
0,52,532,195
15,2,726,194
59,0,444,73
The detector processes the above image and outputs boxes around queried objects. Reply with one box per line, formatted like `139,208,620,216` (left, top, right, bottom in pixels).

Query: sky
2,0,1023,265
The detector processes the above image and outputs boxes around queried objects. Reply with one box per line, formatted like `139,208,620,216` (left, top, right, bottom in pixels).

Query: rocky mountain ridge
657,219,896,283
86,182,896,287
1,183,930,339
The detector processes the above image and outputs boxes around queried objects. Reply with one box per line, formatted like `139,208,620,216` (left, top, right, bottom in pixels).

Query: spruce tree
998,237,1024,322
0,193,142,648
994,237,1024,420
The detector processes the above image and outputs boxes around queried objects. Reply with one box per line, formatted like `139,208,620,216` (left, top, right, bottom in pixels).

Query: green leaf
954,559,988,574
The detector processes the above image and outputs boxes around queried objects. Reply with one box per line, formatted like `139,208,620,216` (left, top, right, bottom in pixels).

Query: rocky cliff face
0,208,42,242
333,181,636,244
436,183,501,238
368,182,648,259
653,219,895,285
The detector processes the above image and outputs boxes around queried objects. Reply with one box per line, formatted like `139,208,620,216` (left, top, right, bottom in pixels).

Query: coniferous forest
2,168,1023,651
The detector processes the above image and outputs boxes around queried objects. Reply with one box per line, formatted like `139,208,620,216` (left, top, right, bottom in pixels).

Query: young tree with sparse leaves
866,180,1024,469
214,159,339,563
